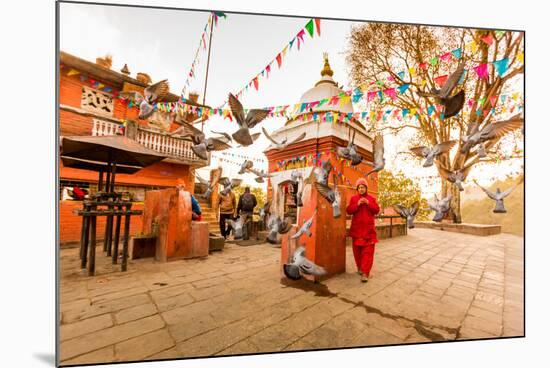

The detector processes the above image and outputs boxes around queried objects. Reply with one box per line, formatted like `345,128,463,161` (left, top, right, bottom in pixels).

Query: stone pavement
59,228,524,365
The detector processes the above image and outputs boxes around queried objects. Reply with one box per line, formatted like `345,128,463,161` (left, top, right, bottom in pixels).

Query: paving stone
61,346,115,366
60,314,114,341
114,303,158,324
161,299,217,325
62,293,151,324
60,315,165,361
155,293,195,312
114,329,175,362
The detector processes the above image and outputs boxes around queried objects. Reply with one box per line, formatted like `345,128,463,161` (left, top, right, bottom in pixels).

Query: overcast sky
59,2,523,196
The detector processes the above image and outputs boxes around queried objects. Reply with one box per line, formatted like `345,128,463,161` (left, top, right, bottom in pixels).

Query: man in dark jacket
237,187,257,240
346,178,380,282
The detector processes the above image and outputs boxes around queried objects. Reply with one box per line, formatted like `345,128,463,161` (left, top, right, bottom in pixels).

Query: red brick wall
59,201,144,245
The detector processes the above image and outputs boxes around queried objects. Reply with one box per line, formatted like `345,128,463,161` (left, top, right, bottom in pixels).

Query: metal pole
201,14,215,132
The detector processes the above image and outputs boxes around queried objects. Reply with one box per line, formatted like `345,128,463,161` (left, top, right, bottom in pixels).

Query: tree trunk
441,181,462,223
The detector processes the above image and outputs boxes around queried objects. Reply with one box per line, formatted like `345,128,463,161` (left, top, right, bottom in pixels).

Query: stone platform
415,222,501,236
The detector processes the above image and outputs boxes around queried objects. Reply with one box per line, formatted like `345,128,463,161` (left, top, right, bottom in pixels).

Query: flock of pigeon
125,66,523,280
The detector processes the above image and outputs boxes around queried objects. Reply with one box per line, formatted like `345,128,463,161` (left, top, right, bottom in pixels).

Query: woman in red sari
346,178,380,282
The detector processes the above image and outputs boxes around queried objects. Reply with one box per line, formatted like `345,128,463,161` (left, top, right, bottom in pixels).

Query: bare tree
346,24,524,223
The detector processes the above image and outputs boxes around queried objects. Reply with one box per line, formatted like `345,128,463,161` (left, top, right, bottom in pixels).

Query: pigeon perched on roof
262,127,306,150
283,246,327,281
429,194,452,222
473,177,523,213
461,114,523,155
393,201,420,228
418,61,467,118
227,93,269,146
409,140,457,167
119,79,169,119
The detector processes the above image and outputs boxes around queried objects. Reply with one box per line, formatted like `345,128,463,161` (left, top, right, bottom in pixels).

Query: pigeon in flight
228,93,270,146
201,168,222,200
429,194,452,222
436,162,475,191
365,134,385,177
461,114,523,155
337,129,364,166
119,79,170,120
304,160,332,186
238,160,254,174
262,127,306,150
171,124,232,161
473,177,523,213
418,61,467,118
409,140,457,167
291,211,316,240
393,201,420,228
283,246,327,281
219,177,242,196
315,174,342,218
266,215,292,244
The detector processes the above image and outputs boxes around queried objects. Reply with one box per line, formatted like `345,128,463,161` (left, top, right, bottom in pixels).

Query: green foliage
378,171,430,220
461,176,524,235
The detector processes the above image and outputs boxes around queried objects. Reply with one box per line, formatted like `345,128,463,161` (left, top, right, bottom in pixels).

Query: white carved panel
81,86,114,116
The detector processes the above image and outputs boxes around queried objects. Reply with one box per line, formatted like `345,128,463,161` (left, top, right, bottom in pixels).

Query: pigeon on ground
227,93,270,146
315,174,342,218
393,201,420,228
429,194,452,222
262,127,306,150
473,177,523,213
418,61,467,118
283,246,327,281
461,114,523,154
259,201,271,223
291,211,316,240
409,140,457,167
365,134,385,177
227,216,245,240
119,79,169,119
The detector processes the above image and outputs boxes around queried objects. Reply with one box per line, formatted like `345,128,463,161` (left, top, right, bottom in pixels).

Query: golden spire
321,52,334,77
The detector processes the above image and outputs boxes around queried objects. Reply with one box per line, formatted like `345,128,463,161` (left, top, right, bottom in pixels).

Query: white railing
135,127,205,163
92,119,120,136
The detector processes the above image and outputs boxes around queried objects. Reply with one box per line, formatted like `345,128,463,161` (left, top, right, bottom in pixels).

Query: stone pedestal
190,222,209,258
142,188,197,261
280,181,348,281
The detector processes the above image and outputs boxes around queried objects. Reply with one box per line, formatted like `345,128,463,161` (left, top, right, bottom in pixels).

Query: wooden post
112,203,122,264
88,208,97,276
121,203,132,272
80,203,91,269
201,14,215,132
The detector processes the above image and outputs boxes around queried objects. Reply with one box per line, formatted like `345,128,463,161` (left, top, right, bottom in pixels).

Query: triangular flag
296,29,306,50
67,69,80,77
451,48,462,59
402,109,410,118
473,64,489,80
481,34,494,46
397,84,410,94
276,53,282,68
440,52,451,62
408,67,416,77
493,58,509,77
428,105,435,115
467,41,478,54
458,70,467,85
433,75,449,88
305,19,315,38
383,88,397,100
429,57,439,67
315,18,321,36
289,38,295,50
387,75,395,82
495,30,505,38
376,80,384,87
367,91,377,102
253,77,259,90
419,62,428,70
397,71,405,80
489,95,497,107
266,64,271,77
